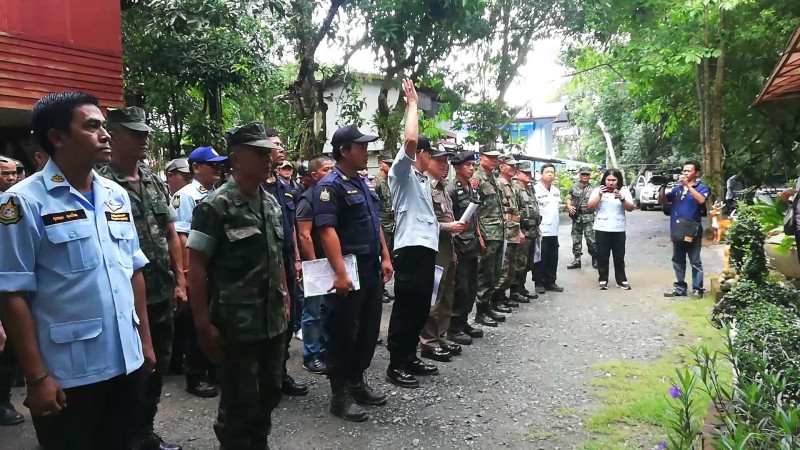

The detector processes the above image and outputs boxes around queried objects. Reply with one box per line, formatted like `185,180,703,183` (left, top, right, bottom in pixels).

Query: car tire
639,203,648,211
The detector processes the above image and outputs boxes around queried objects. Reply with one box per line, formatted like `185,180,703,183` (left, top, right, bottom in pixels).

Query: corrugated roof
755,23,800,106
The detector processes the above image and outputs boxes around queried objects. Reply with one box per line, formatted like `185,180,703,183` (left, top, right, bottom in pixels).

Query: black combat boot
350,374,387,406
330,379,368,422
567,257,581,269
475,310,498,327
463,323,485,338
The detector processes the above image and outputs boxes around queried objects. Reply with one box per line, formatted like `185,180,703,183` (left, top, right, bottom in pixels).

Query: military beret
450,151,476,166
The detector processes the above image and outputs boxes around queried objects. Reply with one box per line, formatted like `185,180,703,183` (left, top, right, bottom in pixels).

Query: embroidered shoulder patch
0,198,21,225
320,189,331,202
471,179,480,189
172,196,181,208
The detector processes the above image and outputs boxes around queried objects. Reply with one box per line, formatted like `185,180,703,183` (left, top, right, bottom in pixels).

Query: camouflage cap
579,166,592,174
499,154,520,165
225,122,282,150
379,152,394,164
517,162,533,173
479,145,502,157
107,107,153,132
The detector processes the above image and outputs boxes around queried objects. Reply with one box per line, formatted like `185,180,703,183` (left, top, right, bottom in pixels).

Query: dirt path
0,210,723,449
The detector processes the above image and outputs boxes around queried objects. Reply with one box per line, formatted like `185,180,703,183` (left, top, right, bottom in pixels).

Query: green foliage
712,280,800,327
734,302,800,405
726,206,768,283
453,99,512,147
563,0,800,184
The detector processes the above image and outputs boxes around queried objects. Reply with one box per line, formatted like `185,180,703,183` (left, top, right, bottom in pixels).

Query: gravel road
0,209,723,449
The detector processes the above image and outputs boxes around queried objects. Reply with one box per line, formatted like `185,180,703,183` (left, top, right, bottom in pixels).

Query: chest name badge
105,212,132,222
42,209,87,226
0,199,22,225
320,189,330,202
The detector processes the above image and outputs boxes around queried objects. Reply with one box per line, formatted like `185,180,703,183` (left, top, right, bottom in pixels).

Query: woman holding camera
587,168,635,290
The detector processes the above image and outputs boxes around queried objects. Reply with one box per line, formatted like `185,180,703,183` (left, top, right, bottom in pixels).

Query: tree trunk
708,10,727,204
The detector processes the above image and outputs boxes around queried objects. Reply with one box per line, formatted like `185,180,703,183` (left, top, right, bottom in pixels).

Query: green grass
554,406,576,417
579,297,731,449
526,430,556,440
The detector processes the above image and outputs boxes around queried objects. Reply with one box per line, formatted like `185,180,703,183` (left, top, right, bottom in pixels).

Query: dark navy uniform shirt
263,173,298,261
312,166,382,257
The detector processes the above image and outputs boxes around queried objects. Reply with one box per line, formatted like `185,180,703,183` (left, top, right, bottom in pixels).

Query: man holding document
313,124,393,422
386,79,442,389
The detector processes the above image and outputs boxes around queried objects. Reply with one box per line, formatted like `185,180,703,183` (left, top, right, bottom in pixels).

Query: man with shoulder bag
659,160,709,299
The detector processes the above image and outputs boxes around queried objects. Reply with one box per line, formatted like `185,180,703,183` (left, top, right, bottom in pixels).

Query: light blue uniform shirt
172,179,212,234
388,151,439,251
0,160,148,388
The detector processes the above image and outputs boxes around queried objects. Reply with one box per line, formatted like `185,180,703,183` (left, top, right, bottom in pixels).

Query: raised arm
402,78,419,159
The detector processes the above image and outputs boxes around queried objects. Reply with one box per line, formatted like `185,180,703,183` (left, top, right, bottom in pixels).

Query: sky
316,37,570,112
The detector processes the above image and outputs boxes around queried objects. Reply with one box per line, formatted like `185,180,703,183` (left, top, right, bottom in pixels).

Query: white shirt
388,151,439,251
534,182,561,237
589,186,633,232
172,179,212,234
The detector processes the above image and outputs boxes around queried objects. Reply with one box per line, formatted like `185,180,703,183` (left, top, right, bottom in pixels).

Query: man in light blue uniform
0,92,155,449
172,145,225,398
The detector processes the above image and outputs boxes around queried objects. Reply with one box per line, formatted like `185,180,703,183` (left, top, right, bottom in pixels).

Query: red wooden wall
0,0,124,112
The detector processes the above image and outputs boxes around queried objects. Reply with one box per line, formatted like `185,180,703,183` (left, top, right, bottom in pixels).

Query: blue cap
188,146,227,163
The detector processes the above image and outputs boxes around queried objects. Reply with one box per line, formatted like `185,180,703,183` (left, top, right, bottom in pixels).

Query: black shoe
350,375,387,405
464,324,484,338
281,375,309,396
492,303,512,313
599,281,608,290
664,289,687,298
690,289,704,299
503,299,520,308
0,402,24,426
523,291,538,300
385,368,419,388
544,284,564,292
404,359,439,376
421,347,452,362
138,432,182,450
511,293,530,303
617,281,631,291
383,288,394,300
185,379,218,398
442,342,462,356
486,309,506,322
591,257,598,269
475,312,498,327
330,380,369,421
567,258,581,269
382,296,391,304
303,356,327,375
535,285,546,294
446,331,473,345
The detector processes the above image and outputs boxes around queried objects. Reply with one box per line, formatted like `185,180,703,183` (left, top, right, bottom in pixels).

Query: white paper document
302,254,360,297
459,202,479,223
431,265,444,306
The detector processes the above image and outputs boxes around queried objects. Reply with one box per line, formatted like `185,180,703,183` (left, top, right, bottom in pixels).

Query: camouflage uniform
512,180,541,297
447,176,481,333
569,182,597,260
473,165,505,313
375,174,394,254
98,125,178,443
495,175,522,302
187,177,287,449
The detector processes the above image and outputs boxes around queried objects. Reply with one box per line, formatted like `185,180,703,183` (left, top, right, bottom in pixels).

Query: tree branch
311,0,345,52
562,62,628,81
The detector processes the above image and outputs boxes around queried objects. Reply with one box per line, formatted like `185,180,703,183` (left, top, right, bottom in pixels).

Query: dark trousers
138,301,174,438
534,236,559,287
672,229,704,293
32,365,145,450
450,256,479,333
214,335,284,450
0,342,15,404
179,306,214,384
324,256,383,381
282,257,300,378
387,246,437,367
595,231,627,284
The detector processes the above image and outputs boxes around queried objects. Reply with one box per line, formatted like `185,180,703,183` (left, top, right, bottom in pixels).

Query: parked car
630,169,681,212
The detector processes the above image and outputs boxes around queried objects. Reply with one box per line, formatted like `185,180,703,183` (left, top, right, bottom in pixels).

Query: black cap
429,143,454,158
418,133,432,151
298,164,310,176
331,124,379,149
450,151,476,166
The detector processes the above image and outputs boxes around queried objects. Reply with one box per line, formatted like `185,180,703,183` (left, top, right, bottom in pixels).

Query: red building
0,0,124,162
